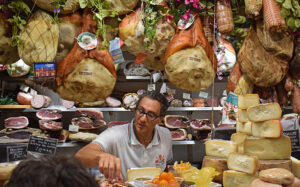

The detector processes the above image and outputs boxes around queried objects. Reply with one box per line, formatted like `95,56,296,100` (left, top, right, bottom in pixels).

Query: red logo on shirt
155,154,165,169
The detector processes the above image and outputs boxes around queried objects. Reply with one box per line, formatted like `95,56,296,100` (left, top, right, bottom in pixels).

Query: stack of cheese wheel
203,94,300,187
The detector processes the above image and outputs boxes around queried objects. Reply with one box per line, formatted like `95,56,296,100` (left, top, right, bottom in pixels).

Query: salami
17,92,32,105
42,96,52,108
61,99,75,109
30,95,45,108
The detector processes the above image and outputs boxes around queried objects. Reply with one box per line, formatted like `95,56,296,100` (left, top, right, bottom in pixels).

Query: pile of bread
202,94,300,187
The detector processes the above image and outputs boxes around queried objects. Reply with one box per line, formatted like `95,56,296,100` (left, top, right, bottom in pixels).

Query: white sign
160,83,167,94
68,124,79,132
148,84,156,91
183,93,191,100
199,91,208,99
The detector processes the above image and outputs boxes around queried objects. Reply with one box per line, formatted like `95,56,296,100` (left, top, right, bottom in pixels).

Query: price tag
199,91,208,99
183,93,191,100
167,88,176,95
160,83,167,94
20,84,30,93
148,84,156,91
109,37,125,64
30,88,37,95
27,136,57,155
152,73,161,83
222,90,227,96
68,124,79,132
7,145,27,162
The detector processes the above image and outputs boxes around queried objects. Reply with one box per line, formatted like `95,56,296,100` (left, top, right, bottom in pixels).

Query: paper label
30,89,37,95
77,32,97,50
160,83,167,94
69,124,79,132
152,73,161,83
199,91,208,99
183,93,191,100
177,14,194,30
109,37,125,64
148,84,156,91
34,62,56,77
167,88,176,95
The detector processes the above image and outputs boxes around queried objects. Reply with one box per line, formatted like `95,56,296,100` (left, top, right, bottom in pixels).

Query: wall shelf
11,106,223,112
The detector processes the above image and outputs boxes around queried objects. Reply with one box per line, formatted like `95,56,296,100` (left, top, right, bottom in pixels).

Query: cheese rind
237,121,252,135
223,170,258,187
291,157,300,179
231,133,248,153
247,103,282,122
244,136,291,160
258,160,292,171
250,179,282,187
238,109,248,123
202,156,228,183
227,153,258,175
127,168,161,181
238,94,260,109
259,168,294,185
205,140,237,158
252,120,282,138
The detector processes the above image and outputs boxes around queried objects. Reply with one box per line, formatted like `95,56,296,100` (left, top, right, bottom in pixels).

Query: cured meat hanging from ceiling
119,3,176,71
237,21,293,87
56,9,117,103
18,10,59,67
163,14,218,91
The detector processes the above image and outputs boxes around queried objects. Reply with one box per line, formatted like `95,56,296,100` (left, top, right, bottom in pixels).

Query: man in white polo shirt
75,92,172,182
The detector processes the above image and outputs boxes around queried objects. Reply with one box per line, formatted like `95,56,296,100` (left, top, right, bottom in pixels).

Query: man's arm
75,143,103,168
75,143,123,181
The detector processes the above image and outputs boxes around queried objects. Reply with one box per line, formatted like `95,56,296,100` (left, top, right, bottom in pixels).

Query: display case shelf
17,107,223,112
56,140,204,148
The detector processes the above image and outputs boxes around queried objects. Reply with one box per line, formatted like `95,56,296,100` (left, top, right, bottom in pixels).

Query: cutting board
0,105,32,109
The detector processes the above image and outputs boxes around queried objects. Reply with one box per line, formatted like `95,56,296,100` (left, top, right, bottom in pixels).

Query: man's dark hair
136,91,170,116
5,155,98,187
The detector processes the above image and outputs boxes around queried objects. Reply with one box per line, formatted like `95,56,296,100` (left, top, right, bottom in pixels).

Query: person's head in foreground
5,155,98,187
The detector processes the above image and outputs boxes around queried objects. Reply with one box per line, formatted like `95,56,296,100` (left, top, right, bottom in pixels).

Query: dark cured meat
276,81,288,108
36,109,62,120
164,115,189,129
5,116,29,129
292,84,300,113
6,131,32,139
290,38,300,80
71,117,106,128
39,120,63,131
189,119,211,130
74,109,105,127
71,117,94,128
170,129,187,140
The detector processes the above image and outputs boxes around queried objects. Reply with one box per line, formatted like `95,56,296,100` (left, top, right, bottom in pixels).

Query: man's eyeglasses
136,107,160,120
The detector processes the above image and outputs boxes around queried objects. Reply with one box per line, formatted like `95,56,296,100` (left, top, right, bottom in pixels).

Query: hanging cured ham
119,8,175,70
227,62,254,95
18,10,59,66
164,14,217,91
237,22,293,87
56,9,116,103
32,0,79,14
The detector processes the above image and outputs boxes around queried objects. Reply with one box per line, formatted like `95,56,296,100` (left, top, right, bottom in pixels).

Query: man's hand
98,152,123,182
